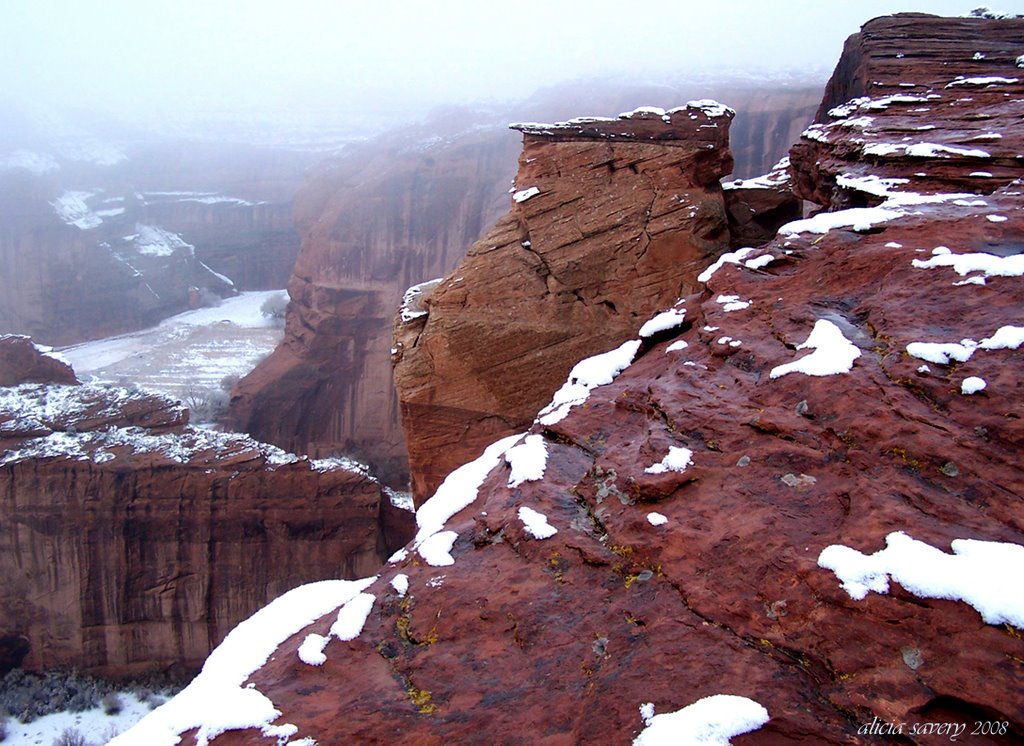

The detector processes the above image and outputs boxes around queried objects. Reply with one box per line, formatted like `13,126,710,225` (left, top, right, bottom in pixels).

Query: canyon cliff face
0,342,412,677
127,14,1023,745
227,83,819,486
394,104,736,502
0,140,310,346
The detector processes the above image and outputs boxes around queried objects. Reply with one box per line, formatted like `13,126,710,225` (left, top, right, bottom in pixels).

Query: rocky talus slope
227,85,819,486
121,13,1022,744
0,341,412,677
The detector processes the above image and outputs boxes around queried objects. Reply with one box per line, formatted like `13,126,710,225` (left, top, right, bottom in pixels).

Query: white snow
634,695,770,746
518,506,558,539
744,254,775,269
51,190,102,229
980,325,1024,350
111,577,375,746
666,340,689,353
4,691,169,745
961,376,987,394
414,433,524,551
639,308,686,338
680,99,736,118
297,633,329,666
863,142,991,159
329,592,375,641
905,340,977,364
945,76,1019,87
418,530,459,566
646,512,668,526
986,214,1008,222
697,247,756,283
505,433,548,488
537,340,641,426
836,173,908,197
769,320,861,379
391,573,409,597
513,187,541,203
818,531,1024,628
644,446,693,475
911,250,1024,278
400,278,441,323
779,190,974,236
620,105,667,118
716,294,750,312
132,224,193,257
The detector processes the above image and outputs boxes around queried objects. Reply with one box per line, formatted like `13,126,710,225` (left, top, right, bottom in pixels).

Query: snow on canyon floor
56,290,286,401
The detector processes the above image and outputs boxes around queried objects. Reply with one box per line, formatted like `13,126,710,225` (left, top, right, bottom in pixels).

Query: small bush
101,692,122,715
0,714,8,743
52,728,89,746
260,293,288,326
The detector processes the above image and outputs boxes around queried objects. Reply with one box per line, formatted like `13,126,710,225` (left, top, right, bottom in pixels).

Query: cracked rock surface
175,14,1021,744
394,105,736,503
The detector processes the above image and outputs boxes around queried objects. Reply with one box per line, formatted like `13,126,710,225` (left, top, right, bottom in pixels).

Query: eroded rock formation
394,103,737,502
0,342,412,676
129,13,1023,745
227,84,819,486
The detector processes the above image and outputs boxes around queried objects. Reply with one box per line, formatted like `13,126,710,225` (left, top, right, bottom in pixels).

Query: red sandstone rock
724,158,803,249
0,382,412,676
227,85,820,487
131,14,1024,745
0,335,78,387
394,103,736,503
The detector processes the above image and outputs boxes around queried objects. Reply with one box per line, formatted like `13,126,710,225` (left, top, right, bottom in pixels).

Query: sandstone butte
0,338,413,677
226,85,816,488
117,13,1023,745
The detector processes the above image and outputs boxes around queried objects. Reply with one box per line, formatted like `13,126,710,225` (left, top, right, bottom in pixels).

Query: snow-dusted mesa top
509,101,732,140
675,99,736,118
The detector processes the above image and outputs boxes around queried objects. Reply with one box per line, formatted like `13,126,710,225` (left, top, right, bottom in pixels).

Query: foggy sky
0,0,1006,125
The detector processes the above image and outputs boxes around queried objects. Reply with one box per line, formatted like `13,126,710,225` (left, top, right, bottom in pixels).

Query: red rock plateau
0,341,412,677
227,84,819,486
138,13,1024,745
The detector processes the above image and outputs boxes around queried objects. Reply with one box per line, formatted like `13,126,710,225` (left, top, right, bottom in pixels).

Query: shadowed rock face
394,105,736,503
0,335,78,386
227,85,819,487
0,342,412,676
154,14,1023,745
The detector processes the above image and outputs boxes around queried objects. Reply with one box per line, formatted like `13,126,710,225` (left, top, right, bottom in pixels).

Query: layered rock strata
227,85,819,486
122,13,1023,745
0,348,412,676
394,103,737,502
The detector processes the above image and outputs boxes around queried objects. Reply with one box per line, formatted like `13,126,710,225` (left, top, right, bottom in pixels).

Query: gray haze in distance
0,0,1010,130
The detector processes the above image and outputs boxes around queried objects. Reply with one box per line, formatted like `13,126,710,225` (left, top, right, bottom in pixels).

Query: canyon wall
134,14,1024,744
0,140,311,346
0,343,413,676
229,83,820,486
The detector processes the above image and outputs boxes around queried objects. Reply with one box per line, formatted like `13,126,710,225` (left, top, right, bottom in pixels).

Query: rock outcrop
122,13,1024,745
0,335,78,387
0,344,413,676
227,83,820,487
394,103,737,502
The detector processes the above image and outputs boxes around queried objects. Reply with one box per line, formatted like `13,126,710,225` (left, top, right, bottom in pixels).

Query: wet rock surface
164,14,1023,745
